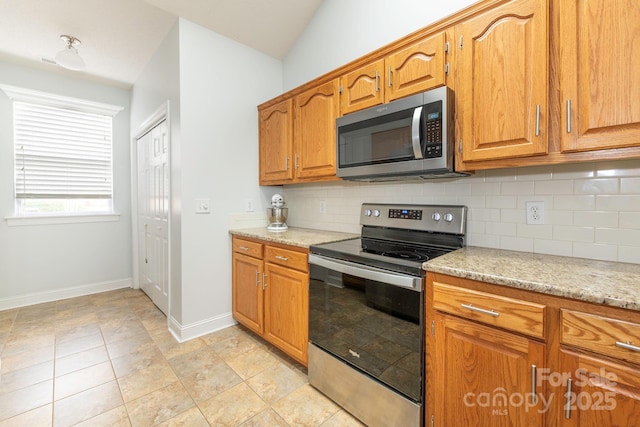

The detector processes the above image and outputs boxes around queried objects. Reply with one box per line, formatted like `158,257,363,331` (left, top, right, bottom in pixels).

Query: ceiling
0,0,323,88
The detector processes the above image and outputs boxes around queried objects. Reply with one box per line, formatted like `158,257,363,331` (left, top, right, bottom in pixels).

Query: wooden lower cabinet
263,262,309,364
431,312,546,426
557,350,640,426
231,236,309,365
232,252,264,335
427,272,640,427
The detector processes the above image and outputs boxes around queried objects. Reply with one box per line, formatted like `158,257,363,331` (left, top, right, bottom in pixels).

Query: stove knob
444,213,454,222
364,209,372,217
432,212,441,221
373,209,381,217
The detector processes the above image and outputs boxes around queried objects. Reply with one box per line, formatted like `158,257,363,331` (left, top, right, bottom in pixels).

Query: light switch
196,198,211,214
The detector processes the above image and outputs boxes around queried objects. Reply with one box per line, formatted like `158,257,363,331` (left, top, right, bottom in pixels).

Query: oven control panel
388,209,422,220
361,203,467,234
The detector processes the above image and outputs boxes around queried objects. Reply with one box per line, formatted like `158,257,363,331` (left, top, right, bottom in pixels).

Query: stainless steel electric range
308,203,467,427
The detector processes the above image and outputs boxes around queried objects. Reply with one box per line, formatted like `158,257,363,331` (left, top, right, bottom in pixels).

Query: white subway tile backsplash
486,195,518,209
595,228,640,246
595,195,640,211
618,246,640,264
573,211,619,228
501,181,535,195
596,159,640,177
620,212,640,229
553,226,594,243
535,179,575,195
573,242,618,262
518,223,553,239
621,177,640,194
533,239,573,257
573,178,619,194
283,159,640,265
486,221,517,236
554,195,595,211
516,165,553,181
500,236,534,252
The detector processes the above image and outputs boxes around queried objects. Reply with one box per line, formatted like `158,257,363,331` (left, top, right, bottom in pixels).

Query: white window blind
14,101,113,199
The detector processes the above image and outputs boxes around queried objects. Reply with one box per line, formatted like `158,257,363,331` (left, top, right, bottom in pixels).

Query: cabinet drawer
265,245,308,272
432,282,546,339
233,238,263,258
561,309,640,365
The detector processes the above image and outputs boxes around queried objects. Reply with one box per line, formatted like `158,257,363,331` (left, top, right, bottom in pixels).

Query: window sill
5,213,120,227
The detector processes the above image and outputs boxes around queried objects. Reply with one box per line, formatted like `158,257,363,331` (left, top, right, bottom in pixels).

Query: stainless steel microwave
336,86,466,181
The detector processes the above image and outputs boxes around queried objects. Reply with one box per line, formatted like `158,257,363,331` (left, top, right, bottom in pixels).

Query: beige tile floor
0,288,365,427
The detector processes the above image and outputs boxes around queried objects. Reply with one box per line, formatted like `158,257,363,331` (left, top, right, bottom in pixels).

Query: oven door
308,254,424,403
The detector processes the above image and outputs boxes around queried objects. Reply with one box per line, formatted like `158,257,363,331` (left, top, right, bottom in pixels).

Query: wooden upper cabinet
294,79,340,180
259,99,293,184
457,0,549,162
340,58,385,115
385,31,447,102
559,0,640,153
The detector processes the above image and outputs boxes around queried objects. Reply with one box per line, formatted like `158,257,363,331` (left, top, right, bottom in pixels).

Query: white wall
0,61,133,308
177,19,282,328
131,19,283,337
281,0,640,265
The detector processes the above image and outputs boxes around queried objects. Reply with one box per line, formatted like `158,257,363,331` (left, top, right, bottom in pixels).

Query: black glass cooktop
310,237,452,277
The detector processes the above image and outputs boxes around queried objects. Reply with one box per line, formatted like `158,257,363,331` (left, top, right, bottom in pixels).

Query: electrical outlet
244,198,254,212
526,201,545,225
319,200,327,214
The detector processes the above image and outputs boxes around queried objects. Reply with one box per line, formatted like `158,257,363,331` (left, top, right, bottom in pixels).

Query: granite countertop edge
423,246,640,312
229,227,359,249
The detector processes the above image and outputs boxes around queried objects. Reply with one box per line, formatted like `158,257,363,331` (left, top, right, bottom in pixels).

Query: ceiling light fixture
55,35,86,71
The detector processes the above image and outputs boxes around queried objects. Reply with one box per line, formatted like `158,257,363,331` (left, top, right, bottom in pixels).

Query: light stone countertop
229,227,359,249
424,246,640,311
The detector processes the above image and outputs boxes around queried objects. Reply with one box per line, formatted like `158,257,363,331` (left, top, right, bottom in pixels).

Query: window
1,85,123,218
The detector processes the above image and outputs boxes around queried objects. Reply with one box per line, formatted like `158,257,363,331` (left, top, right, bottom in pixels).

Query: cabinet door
558,350,640,426
432,313,546,426
263,262,309,365
259,99,293,184
232,252,264,335
294,79,340,180
385,32,447,102
457,0,548,162
340,58,385,115
559,0,640,153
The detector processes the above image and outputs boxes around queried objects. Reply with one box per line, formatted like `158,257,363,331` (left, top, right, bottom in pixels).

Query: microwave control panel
424,101,443,158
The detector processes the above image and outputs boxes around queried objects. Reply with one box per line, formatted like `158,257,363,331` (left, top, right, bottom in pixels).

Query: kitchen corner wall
283,160,640,265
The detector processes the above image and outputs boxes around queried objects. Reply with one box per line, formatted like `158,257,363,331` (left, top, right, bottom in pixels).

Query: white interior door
137,119,169,314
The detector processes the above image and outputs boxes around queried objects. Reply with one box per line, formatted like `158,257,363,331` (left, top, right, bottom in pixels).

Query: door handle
411,106,424,159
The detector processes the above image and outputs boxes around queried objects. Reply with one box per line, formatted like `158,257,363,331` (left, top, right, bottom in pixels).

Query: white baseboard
168,312,237,343
0,278,132,311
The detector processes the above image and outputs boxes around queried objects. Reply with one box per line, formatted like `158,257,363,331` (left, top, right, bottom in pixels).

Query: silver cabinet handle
531,365,537,404
445,41,450,54
411,106,424,159
238,246,250,251
535,104,541,136
616,341,640,352
285,156,289,170
294,154,299,170
388,66,392,88
375,70,379,92
255,271,260,287
566,99,572,133
275,255,289,261
461,303,500,317
262,273,267,289
565,378,573,419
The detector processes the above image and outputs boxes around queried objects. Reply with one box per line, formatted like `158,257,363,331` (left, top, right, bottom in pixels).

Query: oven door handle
308,254,423,291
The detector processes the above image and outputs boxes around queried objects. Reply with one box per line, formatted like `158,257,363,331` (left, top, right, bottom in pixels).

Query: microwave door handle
411,106,424,159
